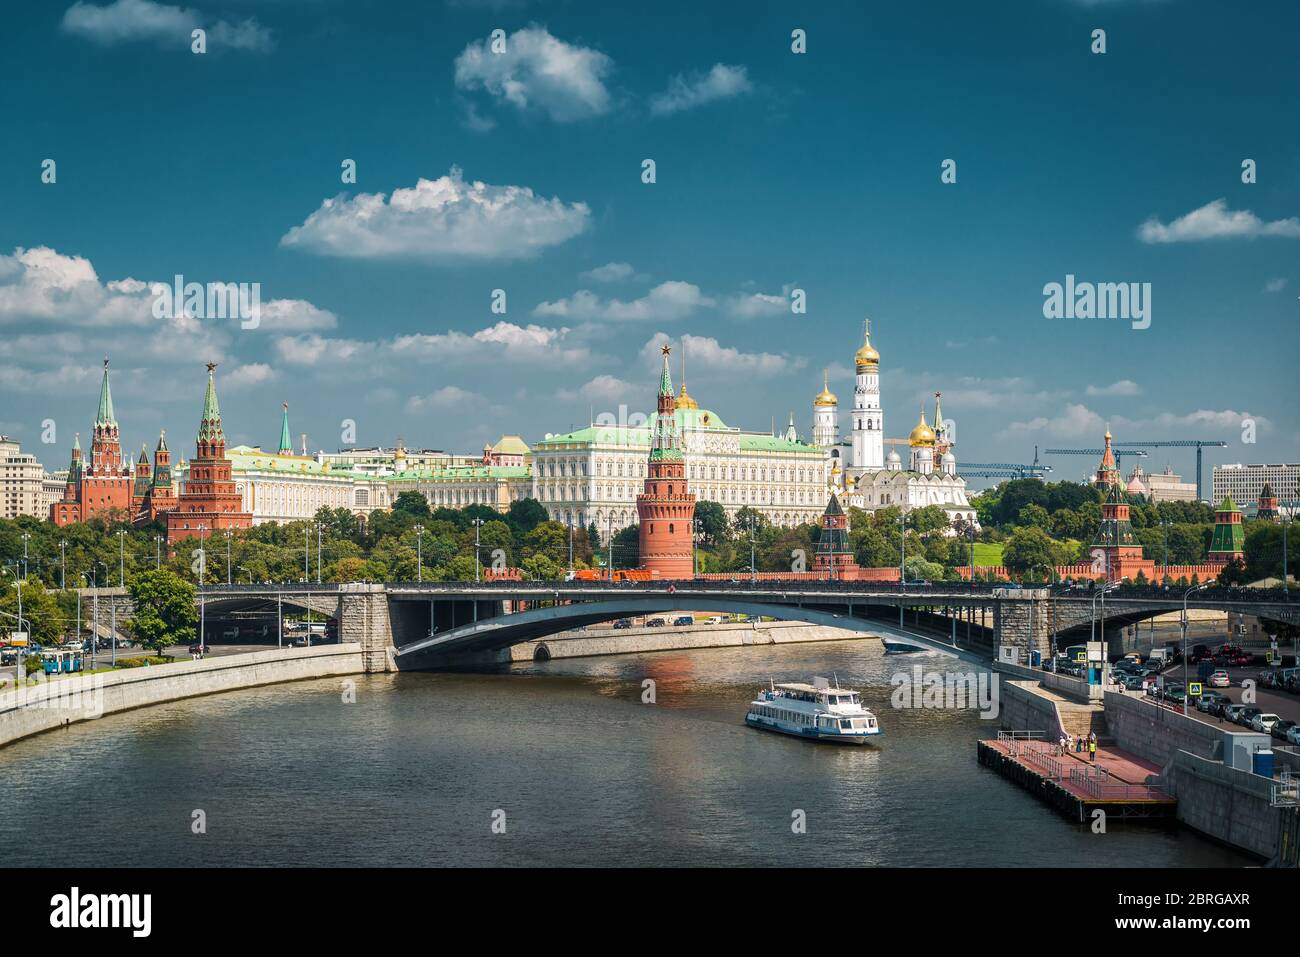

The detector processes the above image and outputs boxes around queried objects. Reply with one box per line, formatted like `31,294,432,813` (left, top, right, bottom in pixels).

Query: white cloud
273,321,593,373
534,281,712,322
579,262,642,283
251,299,337,332
225,363,276,388
1085,379,1141,398
454,26,613,123
1264,277,1288,293
726,290,789,319
280,167,590,261
650,63,752,116
578,375,633,402
61,0,273,52
1138,198,1300,244
1004,403,1105,438
407,386,483,412
639,333,797,379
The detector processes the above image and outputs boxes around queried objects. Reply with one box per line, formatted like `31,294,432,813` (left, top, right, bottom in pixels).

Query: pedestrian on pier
1088,739,1097,762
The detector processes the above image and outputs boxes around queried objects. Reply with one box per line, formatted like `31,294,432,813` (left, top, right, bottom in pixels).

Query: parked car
645,618,665,628
1196,692,1228,714
1250,713,1281,733
1236,707,1262,728
612,619,633,630
1164,687,1188,706
673,616,694,627
1288,724,1300,746
187,643,211,655
1271,720,1297,742
1120,674,1147,691
1209,670,1231,688
1189,644,1214,664
1223,704,1249,724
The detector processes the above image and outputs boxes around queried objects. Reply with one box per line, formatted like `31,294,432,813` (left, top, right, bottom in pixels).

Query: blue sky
1,0,1297,488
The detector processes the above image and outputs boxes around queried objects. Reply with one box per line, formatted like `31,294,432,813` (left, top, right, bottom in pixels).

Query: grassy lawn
970,542,1004,566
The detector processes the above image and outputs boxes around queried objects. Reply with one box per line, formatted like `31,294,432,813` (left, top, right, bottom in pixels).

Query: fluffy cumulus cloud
639,332,798,379
1004,403,1269,440
534,281,712,322
61,0,273,52
407,385,485,412
1264,277,1288,293
280,167,590,261
454,26,613,123
1085,379,1141,398
1003,402,1105,438
650,63,752,116
273,321,593,372
1138,198,1300,243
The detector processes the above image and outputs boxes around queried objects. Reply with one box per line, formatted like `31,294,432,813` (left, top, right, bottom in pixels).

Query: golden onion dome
855,319,880,370
909,408,936,447
677,385,699,410
814,369,837,407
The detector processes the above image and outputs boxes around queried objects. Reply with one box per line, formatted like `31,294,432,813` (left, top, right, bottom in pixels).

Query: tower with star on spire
636,344,696,579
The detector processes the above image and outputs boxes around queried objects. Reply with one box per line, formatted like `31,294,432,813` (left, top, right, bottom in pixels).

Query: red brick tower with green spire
166,363,252,544
51,358,134,524
636,345,696,579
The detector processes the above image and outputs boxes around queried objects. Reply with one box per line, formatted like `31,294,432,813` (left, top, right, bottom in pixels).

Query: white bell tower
850,319,883,470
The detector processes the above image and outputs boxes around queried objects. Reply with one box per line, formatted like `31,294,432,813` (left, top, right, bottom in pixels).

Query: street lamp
21,532,30,579
155,535,163,569
59,539,67,590
83,570,98,670
471,518,486,582
117,529,126,587
1,569,28,684
1182,582,1210,715
237,565,252,585
197,526,208,586
414,524,424,583
303,524,310,582
899,511,908,628
316,523,323,584
225,529,232,585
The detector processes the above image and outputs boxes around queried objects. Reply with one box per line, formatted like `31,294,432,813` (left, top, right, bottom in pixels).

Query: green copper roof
278,404,292,453
1216,496,1241,513
95,360,116,426
198,366,224,443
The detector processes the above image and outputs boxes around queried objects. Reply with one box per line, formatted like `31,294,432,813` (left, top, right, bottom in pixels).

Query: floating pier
978,732,1176,823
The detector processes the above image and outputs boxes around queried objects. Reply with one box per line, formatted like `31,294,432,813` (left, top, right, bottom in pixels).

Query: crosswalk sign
1188,682,1203,696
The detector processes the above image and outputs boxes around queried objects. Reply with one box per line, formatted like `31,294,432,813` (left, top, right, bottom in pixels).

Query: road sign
1189,682,1203,696
9,632,28,646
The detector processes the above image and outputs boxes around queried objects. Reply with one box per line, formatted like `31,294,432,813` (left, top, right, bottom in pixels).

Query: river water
1,639,1249,867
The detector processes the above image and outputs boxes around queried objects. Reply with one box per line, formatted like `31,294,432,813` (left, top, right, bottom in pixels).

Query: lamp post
316,523,322,584
303,524,310,582
693,518,704,578
237,565,252,585
1182,582,1210,715
747,516,757,584
899,511,907,629
567,519,574,575
197,526,207,586
472,518,485,582
84,570,98,671
117,529,126,587
2,570,27,684
59,540,67,590
414,524,424,583
225,529,232,585
21,532,30,579
607,514,614,582
155,535,163,569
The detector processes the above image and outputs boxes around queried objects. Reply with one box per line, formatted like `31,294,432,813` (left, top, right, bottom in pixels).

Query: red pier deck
978,735,1176,823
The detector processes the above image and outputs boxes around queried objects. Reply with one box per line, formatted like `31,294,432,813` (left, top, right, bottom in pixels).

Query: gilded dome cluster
855,320,880,371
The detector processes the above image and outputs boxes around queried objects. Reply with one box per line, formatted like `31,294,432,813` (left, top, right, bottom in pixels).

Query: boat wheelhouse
745,679,881,744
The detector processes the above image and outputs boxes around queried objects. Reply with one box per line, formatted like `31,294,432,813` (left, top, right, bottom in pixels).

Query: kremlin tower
1094,430,1121,489
636,345,696,579
139,430,177,521
850,319,883,470
1257,483,1279,523
51,359,135,524
1208,497,1246,566
813,492,860,580
166,364,252,544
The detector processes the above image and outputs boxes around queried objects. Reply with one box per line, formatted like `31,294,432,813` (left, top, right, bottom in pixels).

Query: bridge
78,581,1300,672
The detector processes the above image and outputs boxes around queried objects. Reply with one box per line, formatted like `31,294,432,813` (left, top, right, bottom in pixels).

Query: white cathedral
811,320,978,532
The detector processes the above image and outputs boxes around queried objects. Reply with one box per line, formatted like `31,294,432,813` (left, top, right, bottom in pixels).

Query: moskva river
2,640,1249,866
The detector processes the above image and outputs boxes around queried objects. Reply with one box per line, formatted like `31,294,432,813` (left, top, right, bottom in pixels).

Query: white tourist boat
745,678,882,744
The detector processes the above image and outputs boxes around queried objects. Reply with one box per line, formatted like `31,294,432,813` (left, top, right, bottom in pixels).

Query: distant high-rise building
1214,463,1300,514
0,436,51,519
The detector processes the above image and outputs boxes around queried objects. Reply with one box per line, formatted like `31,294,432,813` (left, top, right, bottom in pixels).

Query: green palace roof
537,408,818,454
221,446,531,483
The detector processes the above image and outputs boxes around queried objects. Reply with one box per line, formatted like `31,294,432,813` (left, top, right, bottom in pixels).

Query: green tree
1002,527,1063,580
392,491,431,520
693,500,729,546
0,577,65,646
127,569,198,656
506,498,548,535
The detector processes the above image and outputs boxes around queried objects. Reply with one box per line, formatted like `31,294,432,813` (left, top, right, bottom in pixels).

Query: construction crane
1109,440,1227,502
961,462,1053,480
1043,447,1149,476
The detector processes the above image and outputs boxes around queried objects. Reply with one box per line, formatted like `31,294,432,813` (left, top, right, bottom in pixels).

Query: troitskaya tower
850,319,883,470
